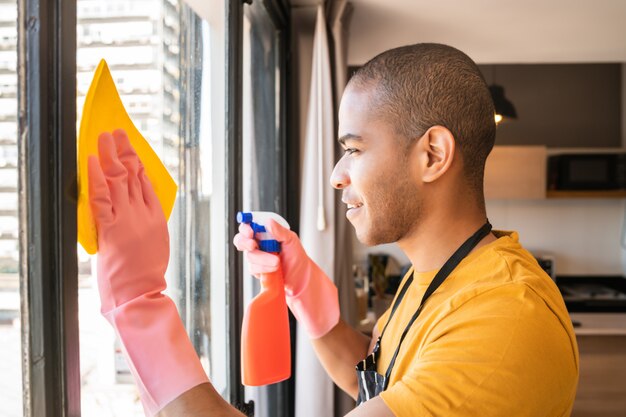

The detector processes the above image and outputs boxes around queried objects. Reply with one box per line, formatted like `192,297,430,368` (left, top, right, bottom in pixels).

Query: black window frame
229,0,293,416
18,0,80,415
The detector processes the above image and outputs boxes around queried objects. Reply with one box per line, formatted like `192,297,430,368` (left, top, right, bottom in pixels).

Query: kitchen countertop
570,313,626,336
555,276,626,336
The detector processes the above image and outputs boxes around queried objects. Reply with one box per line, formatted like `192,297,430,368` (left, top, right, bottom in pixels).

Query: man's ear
416,126,455,183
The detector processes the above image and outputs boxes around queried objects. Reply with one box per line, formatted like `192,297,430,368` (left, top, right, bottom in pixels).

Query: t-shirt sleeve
379,283,578,417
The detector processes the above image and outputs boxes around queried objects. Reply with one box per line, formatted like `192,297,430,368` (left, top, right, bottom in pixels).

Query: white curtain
295,5,336,417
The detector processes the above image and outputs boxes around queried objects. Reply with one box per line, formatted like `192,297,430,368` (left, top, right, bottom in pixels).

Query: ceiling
346,0,626,65
184,0,626,65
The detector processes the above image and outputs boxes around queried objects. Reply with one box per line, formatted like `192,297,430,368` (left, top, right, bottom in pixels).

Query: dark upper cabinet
479,64,622,148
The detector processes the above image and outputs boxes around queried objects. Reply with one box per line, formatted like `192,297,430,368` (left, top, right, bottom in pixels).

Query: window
15,0,289,414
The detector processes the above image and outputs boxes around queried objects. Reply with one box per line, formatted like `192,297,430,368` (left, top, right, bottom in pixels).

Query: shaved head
349,43,496,196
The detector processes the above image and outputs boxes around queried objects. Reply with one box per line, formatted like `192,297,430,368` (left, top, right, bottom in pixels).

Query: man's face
331,84,423,246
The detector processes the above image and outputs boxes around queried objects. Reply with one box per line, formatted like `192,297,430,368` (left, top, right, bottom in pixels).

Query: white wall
486,199,625,276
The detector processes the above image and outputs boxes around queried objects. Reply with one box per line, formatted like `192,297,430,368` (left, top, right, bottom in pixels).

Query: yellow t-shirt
376,231,579,417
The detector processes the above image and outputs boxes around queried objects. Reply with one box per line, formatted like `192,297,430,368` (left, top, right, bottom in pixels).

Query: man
89,43,579,416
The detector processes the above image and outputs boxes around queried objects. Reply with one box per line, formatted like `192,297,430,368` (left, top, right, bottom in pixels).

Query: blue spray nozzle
250,222,266,233
236,211,290,254
259,239,281,253
237,212,253,224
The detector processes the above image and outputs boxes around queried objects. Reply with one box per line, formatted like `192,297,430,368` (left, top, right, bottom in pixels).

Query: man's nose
330,161,350,190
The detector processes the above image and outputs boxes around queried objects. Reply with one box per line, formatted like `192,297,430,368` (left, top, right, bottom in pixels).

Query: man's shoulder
476,229,551,284
451,230,544,284
449,231,565,314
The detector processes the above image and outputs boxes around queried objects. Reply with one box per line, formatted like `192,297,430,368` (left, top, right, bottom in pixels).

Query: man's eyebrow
338,133,362,146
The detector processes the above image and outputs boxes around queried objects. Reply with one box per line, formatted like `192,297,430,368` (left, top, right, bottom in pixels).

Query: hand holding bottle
233,216,340,339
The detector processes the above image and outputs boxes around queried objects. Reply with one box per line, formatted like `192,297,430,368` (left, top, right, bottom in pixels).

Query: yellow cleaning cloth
78,59,177,255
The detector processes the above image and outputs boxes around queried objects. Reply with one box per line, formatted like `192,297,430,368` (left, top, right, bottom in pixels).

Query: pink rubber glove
233,219,340,339
88,129,208,416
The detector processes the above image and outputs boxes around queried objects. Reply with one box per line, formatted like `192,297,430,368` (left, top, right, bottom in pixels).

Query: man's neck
397,208,496,273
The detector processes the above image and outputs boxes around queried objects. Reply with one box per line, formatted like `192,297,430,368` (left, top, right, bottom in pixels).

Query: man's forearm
158,383,246,417
311,319,371,398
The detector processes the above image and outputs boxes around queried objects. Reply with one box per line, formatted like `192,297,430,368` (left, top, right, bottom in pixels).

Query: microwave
547,152,626,191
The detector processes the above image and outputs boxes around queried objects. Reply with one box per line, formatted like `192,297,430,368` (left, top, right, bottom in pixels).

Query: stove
557,276,626,313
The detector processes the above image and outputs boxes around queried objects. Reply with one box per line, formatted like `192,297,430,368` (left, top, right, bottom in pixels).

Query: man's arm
311,319,378,399
346,397,394,417
158,383,244,417
158,380,395,417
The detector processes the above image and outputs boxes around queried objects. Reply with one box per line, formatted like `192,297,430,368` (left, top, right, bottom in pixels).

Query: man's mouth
344,201,364,221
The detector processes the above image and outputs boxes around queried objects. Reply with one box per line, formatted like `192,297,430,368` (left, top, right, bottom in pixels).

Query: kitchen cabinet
570,314,626,417
478,63,621,149
484,146,547,199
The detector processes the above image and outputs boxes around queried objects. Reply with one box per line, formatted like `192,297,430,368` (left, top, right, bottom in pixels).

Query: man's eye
344,148,358,155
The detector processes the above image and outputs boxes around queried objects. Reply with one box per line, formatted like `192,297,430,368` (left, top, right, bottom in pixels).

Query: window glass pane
0,0,21,415
170,0,230,399
242,2,282,214
76,0,228,414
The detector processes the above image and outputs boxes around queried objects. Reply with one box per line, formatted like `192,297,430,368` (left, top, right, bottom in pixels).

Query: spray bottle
237,211,291,386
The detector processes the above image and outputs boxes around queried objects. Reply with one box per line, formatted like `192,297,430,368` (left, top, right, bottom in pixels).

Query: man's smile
344,199,364,221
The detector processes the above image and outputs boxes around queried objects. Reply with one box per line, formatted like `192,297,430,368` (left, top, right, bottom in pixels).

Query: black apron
355,222,493,405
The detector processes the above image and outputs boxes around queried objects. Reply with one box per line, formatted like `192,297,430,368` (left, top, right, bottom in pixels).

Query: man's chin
354,227,395,247
352,225,374,247
357,235,377,247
